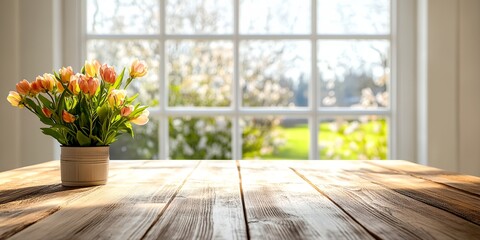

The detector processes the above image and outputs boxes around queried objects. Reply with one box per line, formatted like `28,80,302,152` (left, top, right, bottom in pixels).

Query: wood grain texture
8,160,199,240
290,161,480,240
366,160,480,196
350,161,480,225
143,160,247,240
239,160,374,240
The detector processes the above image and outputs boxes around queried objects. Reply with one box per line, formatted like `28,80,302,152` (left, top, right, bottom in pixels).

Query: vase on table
60,146,109,187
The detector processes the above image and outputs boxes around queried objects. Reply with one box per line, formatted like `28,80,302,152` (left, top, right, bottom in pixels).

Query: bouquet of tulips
6,59,150,146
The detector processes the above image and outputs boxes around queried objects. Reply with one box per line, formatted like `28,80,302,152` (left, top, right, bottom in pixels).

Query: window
84,0,393,160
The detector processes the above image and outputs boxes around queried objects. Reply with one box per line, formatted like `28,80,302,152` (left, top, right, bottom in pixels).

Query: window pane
318,40,389,108
87,0,159,34
167,41,233,107
166,0,233,34
240,41,310,107
317,0,390,34
240,0,310,34
169,116,232,159
319,116,388,160
242,117,309,159
87,40,161,107
110,116,159,159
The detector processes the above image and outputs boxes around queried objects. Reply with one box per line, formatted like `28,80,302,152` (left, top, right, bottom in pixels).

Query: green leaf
41,128,63,142
112,68,125,90
76,130,91,146
38,95,53,109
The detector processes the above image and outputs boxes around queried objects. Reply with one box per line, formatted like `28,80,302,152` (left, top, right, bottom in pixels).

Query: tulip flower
30,80,43,95
56,80,65,93
129,59,148,78
100,64,116,84
120,105,133,117
7,91,23,108
107,89,127,107
84,60,101,78
62,110,76,123
68,75,81,95
42,107,53,118
59,66,74,83
38,74,55,92
16,79,31,96
79,76,99,96
130,109,149,125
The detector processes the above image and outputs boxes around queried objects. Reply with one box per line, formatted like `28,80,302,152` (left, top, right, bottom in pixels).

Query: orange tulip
7,91,23,108
30,80,43,95
42,107,53,118
100,64,116,84
68,74,81,95
130,109,149,125
16,79,31,95
79,76,99,96
129,59,148,78
38,74,55,92
107,89,127,107
62,110,75,123
120,105,133,117
56,80,65,93
59,66,74,83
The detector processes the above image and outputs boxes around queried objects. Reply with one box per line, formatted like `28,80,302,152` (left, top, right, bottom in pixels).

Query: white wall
0,0,59,171
419,0,480,175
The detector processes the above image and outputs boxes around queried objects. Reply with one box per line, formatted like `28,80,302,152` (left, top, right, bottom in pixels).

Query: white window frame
61,0,418,161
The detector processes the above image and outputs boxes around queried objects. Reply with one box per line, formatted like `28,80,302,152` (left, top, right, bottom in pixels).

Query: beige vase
60,146,109,187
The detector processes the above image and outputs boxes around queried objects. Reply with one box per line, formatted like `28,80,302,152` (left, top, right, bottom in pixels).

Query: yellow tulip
130,109,149,125
7,91,23,108
59,66,74,83
107,89,127,107
129,59,148,78
68,74,81,95
84,60,101,78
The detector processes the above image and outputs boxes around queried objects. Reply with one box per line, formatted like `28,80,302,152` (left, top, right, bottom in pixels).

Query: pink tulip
79,76,99,96
120,105,133,117
130,109,149,125
100,64,116,84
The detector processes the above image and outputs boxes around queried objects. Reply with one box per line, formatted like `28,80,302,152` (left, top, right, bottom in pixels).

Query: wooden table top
1,160,480,240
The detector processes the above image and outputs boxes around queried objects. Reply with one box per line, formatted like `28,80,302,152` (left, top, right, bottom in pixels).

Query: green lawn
261,124,309,160
259,119,387,160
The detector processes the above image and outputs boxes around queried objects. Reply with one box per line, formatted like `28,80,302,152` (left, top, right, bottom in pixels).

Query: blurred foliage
319,118,387,160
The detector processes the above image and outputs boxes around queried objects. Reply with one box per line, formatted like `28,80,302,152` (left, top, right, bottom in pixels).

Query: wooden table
1,160,480,240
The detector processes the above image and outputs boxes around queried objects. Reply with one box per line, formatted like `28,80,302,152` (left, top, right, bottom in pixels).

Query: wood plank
239,160,374,240
0,160,147,239
8,160,199,240
290,161,480,240
350,161,480,225
143,160,247,240
366,160,480,196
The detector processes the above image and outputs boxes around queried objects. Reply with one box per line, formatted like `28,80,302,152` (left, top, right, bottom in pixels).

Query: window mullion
159,0,168,160
233,0,241,160
310,0,318,160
